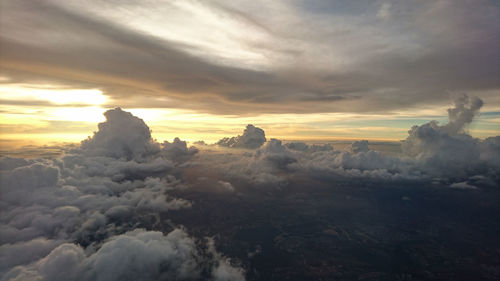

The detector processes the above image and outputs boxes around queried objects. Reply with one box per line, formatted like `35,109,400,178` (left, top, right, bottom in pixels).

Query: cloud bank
205,95,499,186
1,96,499,280
0,109,244,280
2,0,498,114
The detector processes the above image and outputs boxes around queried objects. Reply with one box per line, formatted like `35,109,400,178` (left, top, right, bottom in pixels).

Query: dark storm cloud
1,0,499,114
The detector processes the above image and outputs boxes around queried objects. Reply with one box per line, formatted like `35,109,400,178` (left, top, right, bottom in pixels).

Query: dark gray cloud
217,124,267,149
1,0,498,114
162,138,199,162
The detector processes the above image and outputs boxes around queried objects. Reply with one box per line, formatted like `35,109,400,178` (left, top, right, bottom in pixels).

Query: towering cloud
445,95,484,135
217,125,266,149
80,108,160,161
401,95,485,177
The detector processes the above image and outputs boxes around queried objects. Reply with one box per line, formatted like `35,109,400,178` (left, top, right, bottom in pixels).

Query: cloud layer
1,0,499,114
202,95,500,186
0,109,244,280
1,96,499,280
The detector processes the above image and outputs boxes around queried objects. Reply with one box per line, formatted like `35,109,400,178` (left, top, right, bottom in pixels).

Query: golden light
0,83,107,105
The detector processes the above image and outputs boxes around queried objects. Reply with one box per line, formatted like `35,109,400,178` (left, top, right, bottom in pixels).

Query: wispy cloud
1,0,498,115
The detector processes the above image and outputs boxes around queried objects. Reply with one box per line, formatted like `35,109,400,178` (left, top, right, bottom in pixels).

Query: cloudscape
1,0,499,280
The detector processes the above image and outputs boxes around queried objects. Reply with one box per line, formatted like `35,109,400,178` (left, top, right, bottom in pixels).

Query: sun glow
0,83,107,105
0,80,499,150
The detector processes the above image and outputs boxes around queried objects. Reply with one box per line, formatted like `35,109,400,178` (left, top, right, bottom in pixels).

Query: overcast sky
1,0,499,144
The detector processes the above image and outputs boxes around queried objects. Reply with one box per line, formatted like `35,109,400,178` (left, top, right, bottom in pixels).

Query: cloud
346,140,369,153
0,107,248,280
401,95,494,177
3,228,244,281
80,108,160,161
2,0,498,114
1,95,499,280
284,142,333,153
217,124,266,149
207,238,246,281
217,181,235,192
0,238,63,274
480,136,500,167
254,139,297,170
162,138,198,161
202,95,499,185
449,181,478,190
445,95,484,134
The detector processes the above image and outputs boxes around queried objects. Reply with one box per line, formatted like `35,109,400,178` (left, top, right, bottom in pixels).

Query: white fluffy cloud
206,95,498,185
0,108,245,280
80,108,160,161
1,98,499,280
3,229,243,281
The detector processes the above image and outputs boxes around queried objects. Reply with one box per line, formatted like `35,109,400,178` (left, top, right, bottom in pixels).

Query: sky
1,0,499,146
0,2,499,277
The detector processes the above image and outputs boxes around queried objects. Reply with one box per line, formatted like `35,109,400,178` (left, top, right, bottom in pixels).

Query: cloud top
217,124,266,149
81,108,160,161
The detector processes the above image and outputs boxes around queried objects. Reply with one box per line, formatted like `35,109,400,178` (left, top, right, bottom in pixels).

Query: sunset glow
1,1,500,280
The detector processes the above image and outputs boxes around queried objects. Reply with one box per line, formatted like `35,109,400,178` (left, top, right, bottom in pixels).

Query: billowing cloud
80,108,160,161
401,95,497,178
162,138,199,161
1,97,499,280
3,229,244,281
0,108,245,280
206,95,499,185
217,124,266,149
254,139,297,170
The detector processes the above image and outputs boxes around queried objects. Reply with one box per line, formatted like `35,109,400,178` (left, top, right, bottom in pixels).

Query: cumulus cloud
346,140,369,153
162,138,198,161
302,144,413,180
203,95,498,185
80,108,160,161
217,124,266,149
254,139,297,170
400,95,499,178
0,108,245,280
3,229,243,281
1,96,499,281
445,95,484,134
